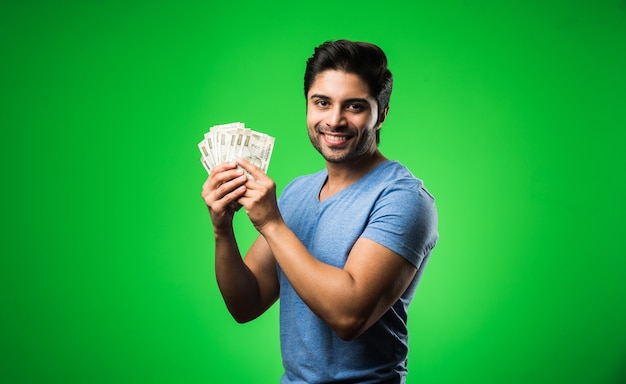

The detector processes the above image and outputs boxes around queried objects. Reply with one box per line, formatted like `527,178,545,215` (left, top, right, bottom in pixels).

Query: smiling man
202,40,439,383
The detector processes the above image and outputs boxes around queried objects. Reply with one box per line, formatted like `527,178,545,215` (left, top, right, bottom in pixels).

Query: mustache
315,124,355,135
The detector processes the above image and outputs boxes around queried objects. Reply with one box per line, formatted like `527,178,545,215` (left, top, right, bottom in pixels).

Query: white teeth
325,134,347,142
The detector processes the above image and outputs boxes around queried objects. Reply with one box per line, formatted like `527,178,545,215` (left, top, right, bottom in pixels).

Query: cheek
306,110,321,128
353,114,376,130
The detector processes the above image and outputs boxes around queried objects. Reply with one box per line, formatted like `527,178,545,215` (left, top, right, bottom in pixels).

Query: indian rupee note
238,130,275,176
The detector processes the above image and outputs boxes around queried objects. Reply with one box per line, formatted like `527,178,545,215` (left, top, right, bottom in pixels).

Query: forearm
213,229,263,323
260,220,368,339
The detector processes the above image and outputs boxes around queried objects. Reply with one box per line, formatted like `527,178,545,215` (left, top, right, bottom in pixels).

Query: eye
315,99,330,108
346,103,365,112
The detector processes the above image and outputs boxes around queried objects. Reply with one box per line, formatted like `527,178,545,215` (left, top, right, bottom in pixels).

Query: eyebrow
309,93,329,100
309,94,370,104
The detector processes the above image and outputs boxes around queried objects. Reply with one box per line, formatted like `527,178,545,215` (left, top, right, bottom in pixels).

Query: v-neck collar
316,160,391,205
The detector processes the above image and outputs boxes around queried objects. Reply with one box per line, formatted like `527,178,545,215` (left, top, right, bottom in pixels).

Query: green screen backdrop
2,1,625,383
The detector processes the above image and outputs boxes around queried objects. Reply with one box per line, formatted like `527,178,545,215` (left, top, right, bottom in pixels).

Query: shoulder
363,161,439,264
371,161,435,204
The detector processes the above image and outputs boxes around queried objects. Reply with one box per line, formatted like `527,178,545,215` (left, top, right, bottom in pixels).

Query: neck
320,150,387,201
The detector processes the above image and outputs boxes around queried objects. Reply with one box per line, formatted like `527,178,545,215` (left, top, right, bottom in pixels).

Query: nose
326,106,347,128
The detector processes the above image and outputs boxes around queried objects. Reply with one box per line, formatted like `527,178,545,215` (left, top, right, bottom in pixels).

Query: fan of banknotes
198,122,275,175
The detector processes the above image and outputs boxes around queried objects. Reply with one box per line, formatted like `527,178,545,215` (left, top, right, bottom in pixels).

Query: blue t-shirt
277,160,439,384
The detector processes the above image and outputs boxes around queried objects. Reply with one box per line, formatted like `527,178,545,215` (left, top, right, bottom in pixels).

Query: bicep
343,237,417,323
243,235,280,315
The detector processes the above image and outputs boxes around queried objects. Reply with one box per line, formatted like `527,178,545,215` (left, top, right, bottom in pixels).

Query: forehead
308,70,372,100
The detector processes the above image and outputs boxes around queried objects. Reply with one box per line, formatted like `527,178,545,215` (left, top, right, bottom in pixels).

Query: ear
376,105,389,128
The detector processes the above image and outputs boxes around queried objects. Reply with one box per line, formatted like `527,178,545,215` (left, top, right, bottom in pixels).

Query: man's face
306,70,383,164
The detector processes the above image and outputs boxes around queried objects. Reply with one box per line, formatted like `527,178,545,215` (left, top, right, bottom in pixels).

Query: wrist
258,216,284,239
212,219,234,239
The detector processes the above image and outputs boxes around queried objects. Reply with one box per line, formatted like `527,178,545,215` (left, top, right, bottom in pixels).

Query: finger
209,166,245,188
211,161,238,173
214,173,248,200
238,177,271,208
205,181,247,214
208,161,238,180
203,168,247,204
203,170,240,199
236,158,266,180
221,183,247,207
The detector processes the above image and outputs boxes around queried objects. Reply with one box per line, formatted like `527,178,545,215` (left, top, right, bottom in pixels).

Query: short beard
309,124,377,164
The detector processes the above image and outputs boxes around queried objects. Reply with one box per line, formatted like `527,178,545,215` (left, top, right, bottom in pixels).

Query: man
202,40,438,383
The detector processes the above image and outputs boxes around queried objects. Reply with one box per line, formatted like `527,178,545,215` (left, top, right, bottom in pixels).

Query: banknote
238,130,274,174
198,122,275,176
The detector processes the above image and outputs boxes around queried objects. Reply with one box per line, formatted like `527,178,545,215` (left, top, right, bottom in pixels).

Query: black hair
304,40,393,114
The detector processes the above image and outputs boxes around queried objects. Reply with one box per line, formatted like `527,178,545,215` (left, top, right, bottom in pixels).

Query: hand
236,158,282,233
201,162,248,232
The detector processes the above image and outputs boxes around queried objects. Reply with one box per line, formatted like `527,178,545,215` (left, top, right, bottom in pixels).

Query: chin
321,150,360,164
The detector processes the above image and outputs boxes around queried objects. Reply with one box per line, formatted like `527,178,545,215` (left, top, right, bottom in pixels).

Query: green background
2,1,625,383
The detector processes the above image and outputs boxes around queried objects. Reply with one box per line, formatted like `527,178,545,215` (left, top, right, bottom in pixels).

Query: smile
321,132,354,147
323,133,351,143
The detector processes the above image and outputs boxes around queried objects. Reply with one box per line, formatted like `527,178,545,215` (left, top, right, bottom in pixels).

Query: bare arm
263,224,416,340
202,162,279,323
237,158,417,340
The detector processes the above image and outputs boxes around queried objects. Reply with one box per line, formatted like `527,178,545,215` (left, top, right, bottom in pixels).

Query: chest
289,195,376,267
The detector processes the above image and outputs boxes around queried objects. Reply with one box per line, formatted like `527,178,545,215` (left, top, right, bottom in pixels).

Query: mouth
321,132,353,146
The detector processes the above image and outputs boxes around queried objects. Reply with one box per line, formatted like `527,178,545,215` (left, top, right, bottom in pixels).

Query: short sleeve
361,181,439,268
